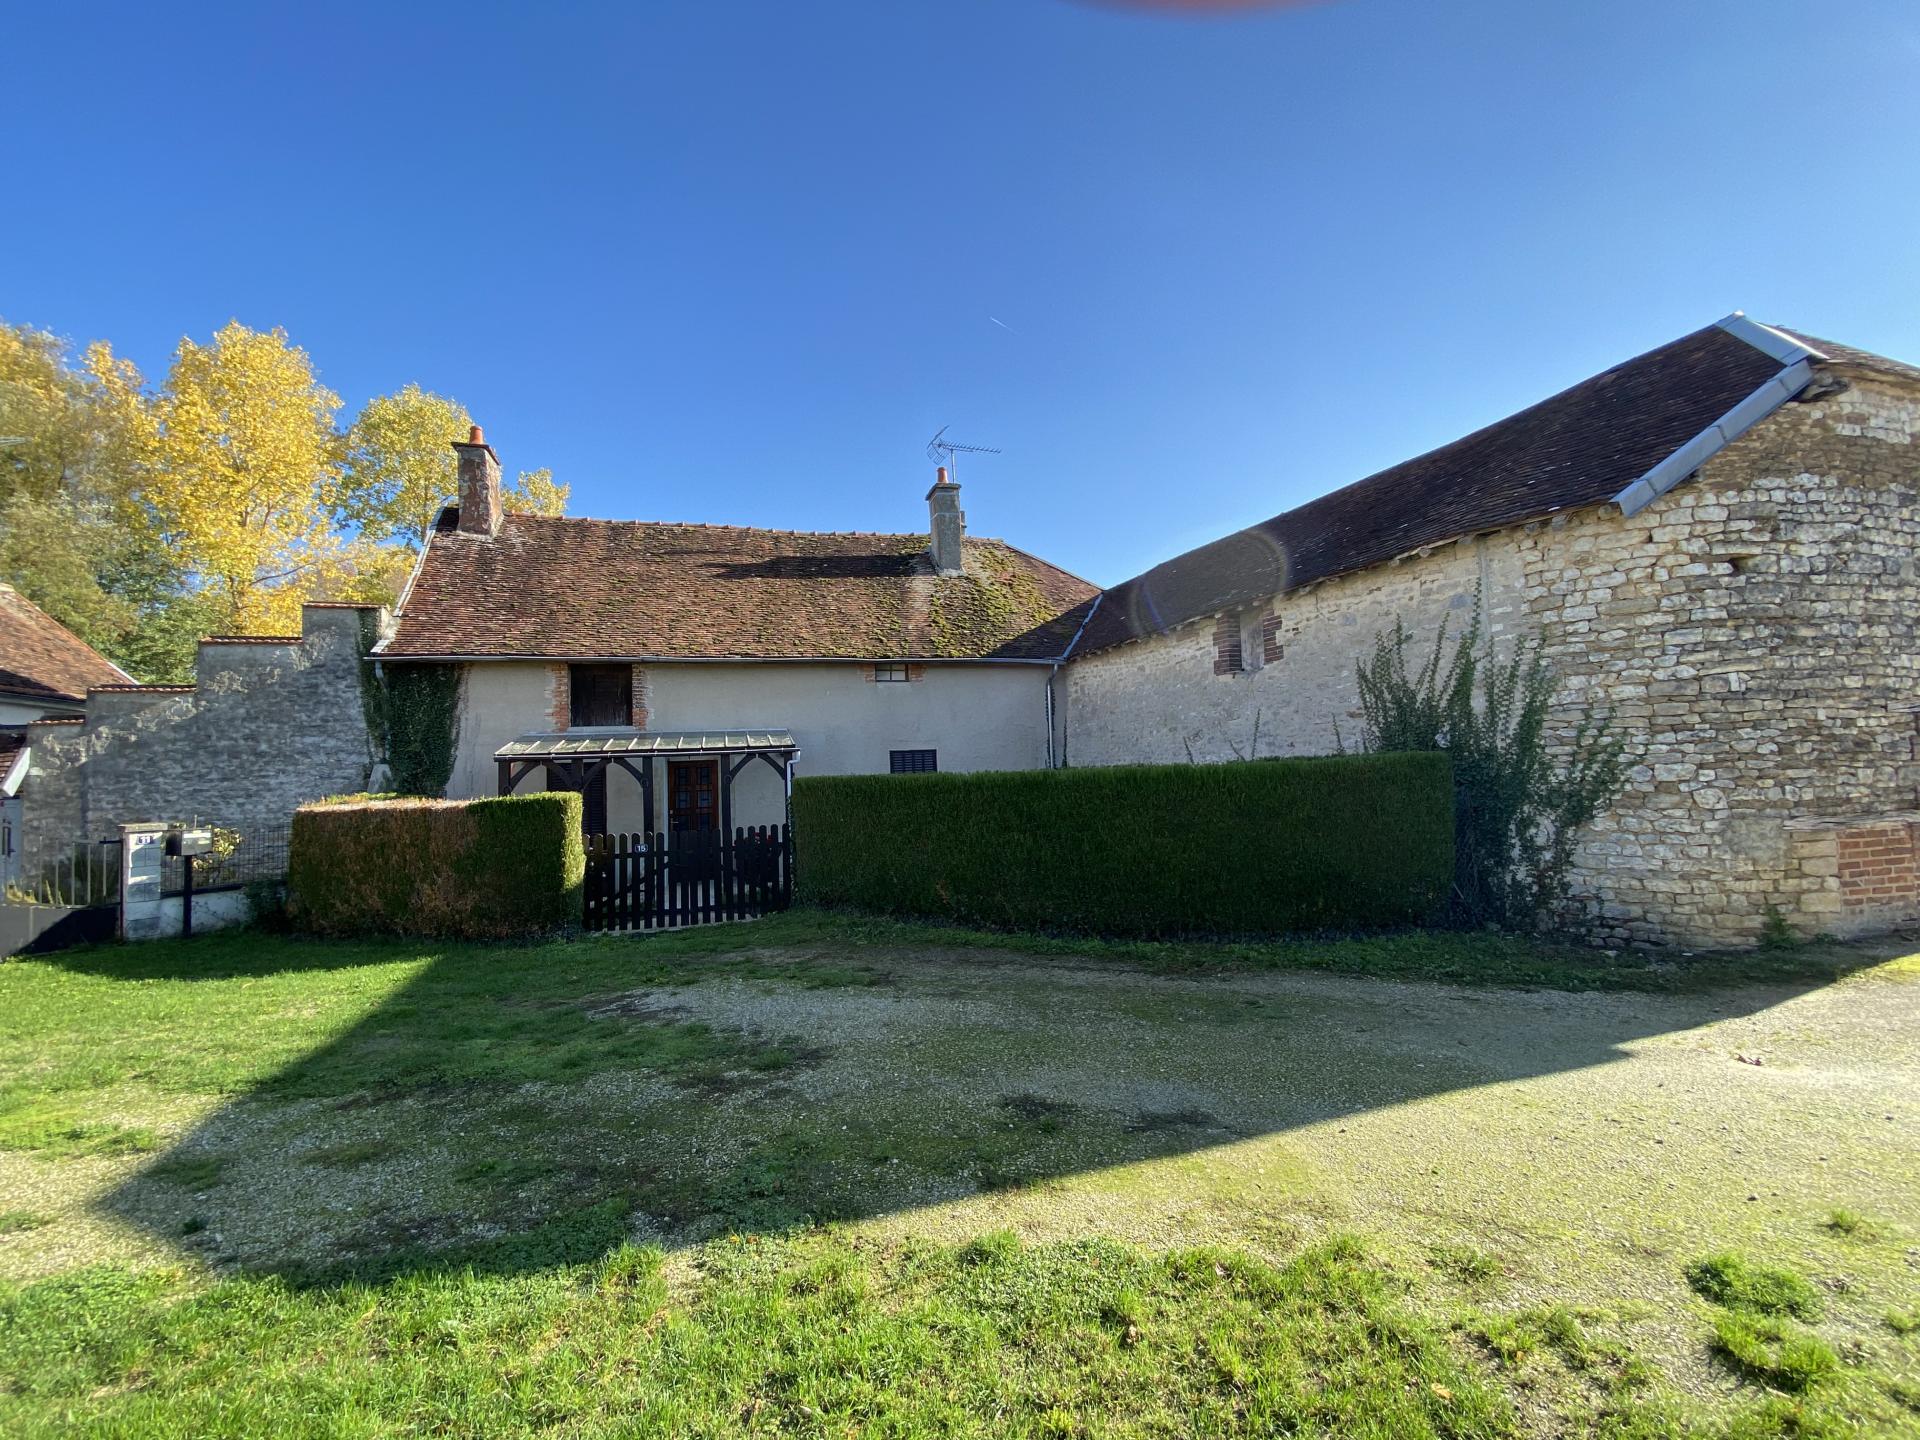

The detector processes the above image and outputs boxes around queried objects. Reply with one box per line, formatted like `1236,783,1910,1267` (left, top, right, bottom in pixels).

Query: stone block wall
21,604,381,868
1063,368,1920,946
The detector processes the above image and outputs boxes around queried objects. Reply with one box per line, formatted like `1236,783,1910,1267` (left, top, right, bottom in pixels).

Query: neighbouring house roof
381,515,1098,662
1069,317,1920,658
0,733,28,796
0,584,133,705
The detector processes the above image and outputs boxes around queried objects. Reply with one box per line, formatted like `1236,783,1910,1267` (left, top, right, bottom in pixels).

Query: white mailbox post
118,823,169,941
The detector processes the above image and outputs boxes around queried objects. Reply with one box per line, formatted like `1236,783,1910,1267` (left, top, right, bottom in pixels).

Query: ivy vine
355,609,389,777
385,664,463,797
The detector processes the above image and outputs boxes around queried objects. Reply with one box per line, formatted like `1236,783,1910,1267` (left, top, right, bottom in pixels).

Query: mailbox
165,827,215,858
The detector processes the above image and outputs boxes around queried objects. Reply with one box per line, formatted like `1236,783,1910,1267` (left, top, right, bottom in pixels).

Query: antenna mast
926,426,1002,482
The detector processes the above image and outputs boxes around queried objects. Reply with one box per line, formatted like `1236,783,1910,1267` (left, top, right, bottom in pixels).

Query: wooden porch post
497,759,512,796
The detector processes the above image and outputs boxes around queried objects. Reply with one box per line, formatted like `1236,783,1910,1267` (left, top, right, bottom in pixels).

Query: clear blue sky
7,0,1918,586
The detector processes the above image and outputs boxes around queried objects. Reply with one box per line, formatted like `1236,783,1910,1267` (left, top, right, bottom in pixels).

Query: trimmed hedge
793,754,1453,937
288,792,585,940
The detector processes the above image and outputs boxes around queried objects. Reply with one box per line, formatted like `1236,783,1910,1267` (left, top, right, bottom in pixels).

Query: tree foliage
342,383,474,545
504,466,569,518
99,321,347,634
1352,601,1626,929
0,314,564,683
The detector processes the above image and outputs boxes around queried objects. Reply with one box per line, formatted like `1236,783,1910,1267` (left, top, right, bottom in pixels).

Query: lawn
1,913,1916,1436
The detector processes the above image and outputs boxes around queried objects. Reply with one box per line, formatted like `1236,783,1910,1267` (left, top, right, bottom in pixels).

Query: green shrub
288,792,584,940
793,753,1452,937
1352,602,1626,929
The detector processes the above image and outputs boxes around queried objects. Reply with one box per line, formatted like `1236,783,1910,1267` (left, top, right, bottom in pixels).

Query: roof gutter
1613,313,1826,517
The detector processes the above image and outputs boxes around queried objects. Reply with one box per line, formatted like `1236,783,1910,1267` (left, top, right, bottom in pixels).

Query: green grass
0,1232,1516,1439
2,920,1915,1438
766,906,1889,995
1429,1243,1502,1285
1823,1207,1885,1241
1685,1253,1823,1320
1709,1312,1840,1392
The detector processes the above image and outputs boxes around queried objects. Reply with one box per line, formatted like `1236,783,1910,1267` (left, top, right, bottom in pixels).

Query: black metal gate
583,825,792,932
1,835,121,956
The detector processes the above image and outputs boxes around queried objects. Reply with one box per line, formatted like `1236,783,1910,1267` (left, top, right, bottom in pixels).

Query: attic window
872,663,910,682
569,665,632,727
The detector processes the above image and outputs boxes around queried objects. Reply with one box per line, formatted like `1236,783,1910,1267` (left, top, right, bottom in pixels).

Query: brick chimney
926,466,965,576
452,424,502,537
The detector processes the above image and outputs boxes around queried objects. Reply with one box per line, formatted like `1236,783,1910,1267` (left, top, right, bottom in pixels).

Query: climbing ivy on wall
355,610,390,777
385,663,463,797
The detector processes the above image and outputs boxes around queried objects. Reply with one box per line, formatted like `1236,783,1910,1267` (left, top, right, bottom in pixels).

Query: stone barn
1055,316,1920,947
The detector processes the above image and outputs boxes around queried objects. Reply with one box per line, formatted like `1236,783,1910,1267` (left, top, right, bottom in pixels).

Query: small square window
873,662,910,682
889,749,938,774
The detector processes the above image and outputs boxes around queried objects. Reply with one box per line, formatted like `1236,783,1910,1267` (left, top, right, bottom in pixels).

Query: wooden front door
668,759,719,834
580,769,609,835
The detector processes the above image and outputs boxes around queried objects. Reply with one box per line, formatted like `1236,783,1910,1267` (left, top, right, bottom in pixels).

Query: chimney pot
469,424,484,444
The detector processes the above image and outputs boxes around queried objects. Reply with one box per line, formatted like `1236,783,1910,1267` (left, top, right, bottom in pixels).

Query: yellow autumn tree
341,383,474,545
93,322,343,634
503,466,569,517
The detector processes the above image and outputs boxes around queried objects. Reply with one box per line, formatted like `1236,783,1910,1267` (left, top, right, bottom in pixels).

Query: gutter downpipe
1046,593,1104,770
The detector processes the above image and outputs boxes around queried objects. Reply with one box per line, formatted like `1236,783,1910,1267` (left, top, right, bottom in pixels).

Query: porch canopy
493,729,798,833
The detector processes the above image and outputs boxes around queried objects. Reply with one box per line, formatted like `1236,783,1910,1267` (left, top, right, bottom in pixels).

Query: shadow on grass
52,911,1894,1291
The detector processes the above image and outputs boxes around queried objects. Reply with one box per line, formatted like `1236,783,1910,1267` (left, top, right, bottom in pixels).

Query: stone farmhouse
375,430,1097,838
11,312,1919,948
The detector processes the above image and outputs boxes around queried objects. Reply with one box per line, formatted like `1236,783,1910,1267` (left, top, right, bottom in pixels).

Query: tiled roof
1072,320,1912,656
382,515,1098,661
0,584,131,704
1776,328,1920,386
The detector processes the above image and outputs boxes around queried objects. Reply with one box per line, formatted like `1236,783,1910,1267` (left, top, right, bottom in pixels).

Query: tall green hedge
288,792,585,940
793,754,1453,937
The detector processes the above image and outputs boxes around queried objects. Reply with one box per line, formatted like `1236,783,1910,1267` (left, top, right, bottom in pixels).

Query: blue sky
6,0,1918,585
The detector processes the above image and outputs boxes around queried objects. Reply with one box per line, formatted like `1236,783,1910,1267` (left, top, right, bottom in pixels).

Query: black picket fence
583,825,792,932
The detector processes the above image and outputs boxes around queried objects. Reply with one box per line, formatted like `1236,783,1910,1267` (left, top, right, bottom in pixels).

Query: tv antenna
926,426,1001,481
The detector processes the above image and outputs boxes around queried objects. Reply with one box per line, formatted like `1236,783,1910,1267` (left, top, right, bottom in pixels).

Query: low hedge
793,753,1453,937
288,792,585,940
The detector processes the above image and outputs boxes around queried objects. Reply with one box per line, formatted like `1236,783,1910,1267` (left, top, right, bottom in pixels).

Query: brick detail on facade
630,664,649,728
1785,814,1920,936
547,664,569,731
1212,613,1243,675
1836,820,1920,910
1260,614,1285,665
